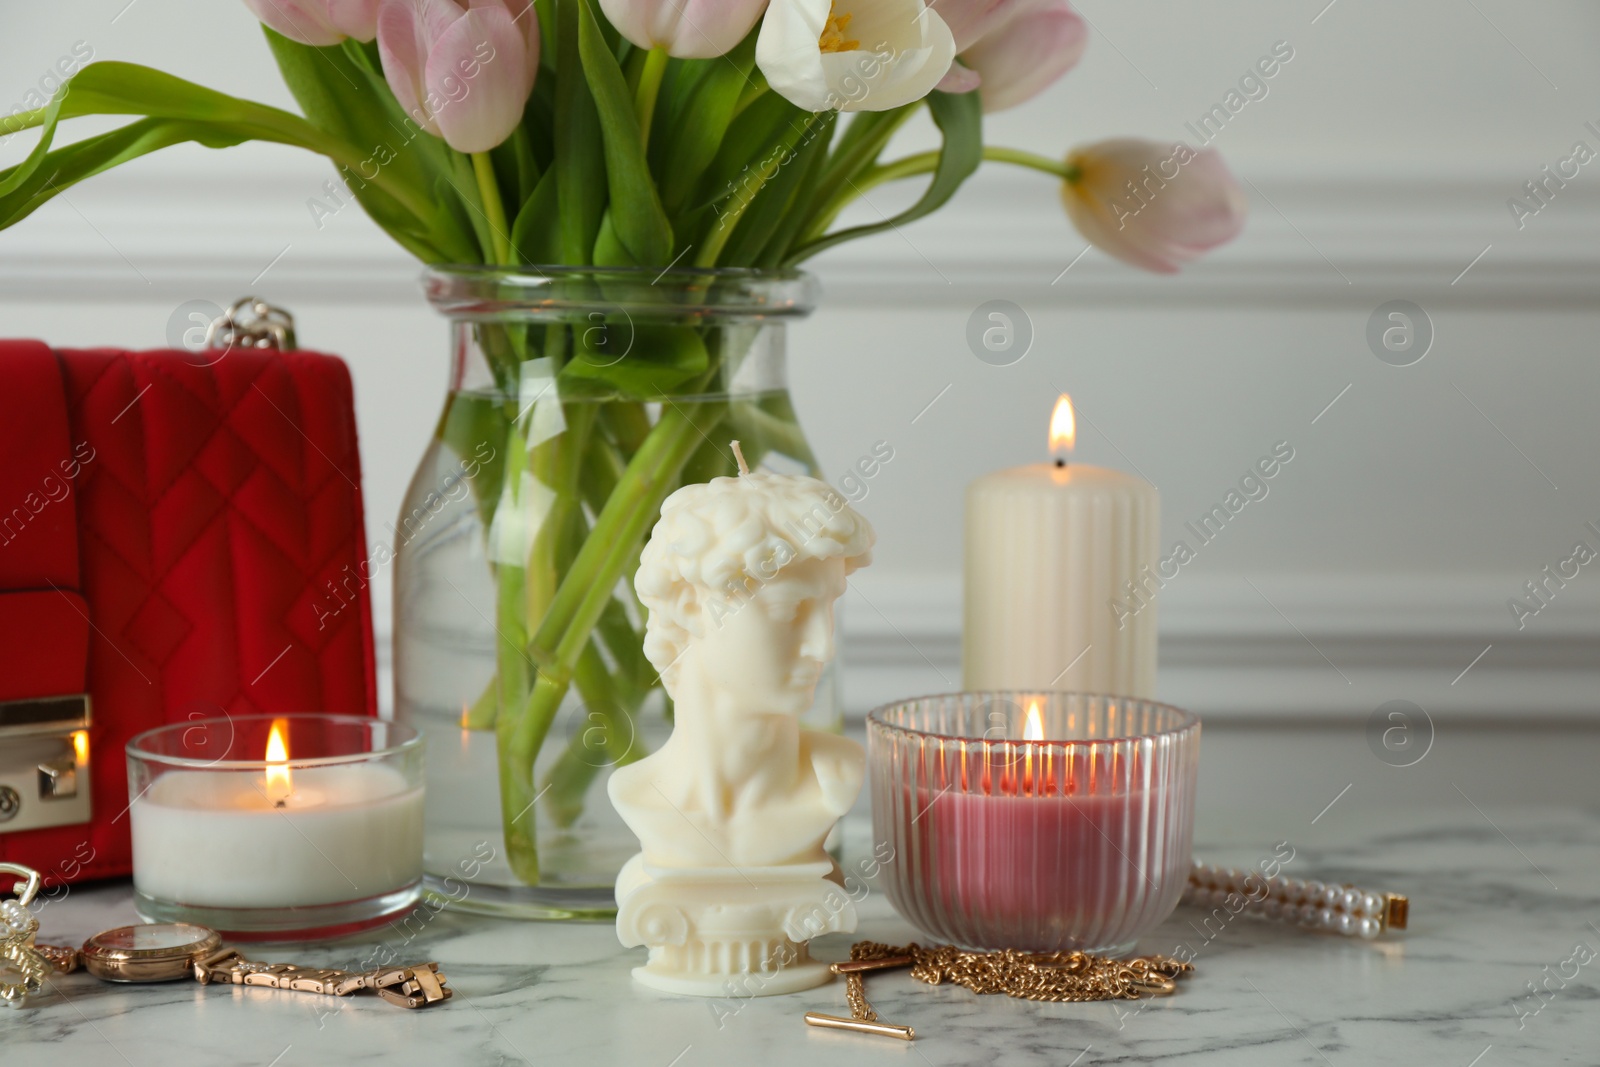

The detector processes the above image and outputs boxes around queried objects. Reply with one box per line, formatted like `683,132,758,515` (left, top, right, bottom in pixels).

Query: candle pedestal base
616,857,855,997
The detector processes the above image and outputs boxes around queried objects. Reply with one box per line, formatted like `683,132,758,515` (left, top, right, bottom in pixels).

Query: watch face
89,923,214,955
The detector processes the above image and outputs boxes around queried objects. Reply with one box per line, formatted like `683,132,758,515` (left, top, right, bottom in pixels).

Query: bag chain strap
204,297,297,352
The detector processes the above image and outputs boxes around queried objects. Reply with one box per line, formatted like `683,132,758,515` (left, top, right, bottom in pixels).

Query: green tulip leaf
720,110,835,266
0,59,469,262
591,209,638,266
792,105,914,236
654,35,757,215
786,89,982,264
556,0,606,264
511,167,561,264
438,390,512,532
755,116,836,267
558,322,709,399
574,0,673,265
681,90,809,251
0,117,243,229
266,31,455,208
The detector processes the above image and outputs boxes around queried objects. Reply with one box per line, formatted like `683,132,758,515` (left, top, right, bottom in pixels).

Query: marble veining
4,804,1597,1066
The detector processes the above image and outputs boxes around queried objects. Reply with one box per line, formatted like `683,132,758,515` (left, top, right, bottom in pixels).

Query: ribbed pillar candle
963,397,1159,698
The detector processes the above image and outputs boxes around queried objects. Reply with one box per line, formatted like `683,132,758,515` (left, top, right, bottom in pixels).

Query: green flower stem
497,670,565,882
540,638,648,828
731,73,769,119
526,389,588,630
472,150,512,264
498,384,725,876
805,144,1077,241
603,402,652,455
679,432,740,486
523,450,565,652
596,596,652,697
528,387,720,665
548,399,721,670
234,112,442,226
796,105,919,245
592,422,652,627
494,413,538,883
579,434,624,514
697,113,827,267
578,427,653,651
495,329,595,880
2,106,46,134
984,145,1078,180
634,47,669,148
343,38,383,76
728,401,815,469
853,144,1077,204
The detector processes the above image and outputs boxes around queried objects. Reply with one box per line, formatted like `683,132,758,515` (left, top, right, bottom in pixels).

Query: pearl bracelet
1183,859,1409,940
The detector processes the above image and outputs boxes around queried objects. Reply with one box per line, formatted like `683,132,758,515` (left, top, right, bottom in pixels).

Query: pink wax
870,695,1200,955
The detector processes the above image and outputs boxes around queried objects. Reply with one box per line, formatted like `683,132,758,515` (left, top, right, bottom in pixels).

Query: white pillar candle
131,762,424,910
964,395,1160,697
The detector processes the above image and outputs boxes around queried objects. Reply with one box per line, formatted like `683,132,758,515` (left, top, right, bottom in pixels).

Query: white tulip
756,0,957,113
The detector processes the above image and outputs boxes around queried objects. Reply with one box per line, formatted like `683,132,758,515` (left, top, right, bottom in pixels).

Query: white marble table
4,804,1595,1066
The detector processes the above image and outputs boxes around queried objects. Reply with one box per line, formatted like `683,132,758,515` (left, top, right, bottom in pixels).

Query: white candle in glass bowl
131,722,424,910
963,395,1160,697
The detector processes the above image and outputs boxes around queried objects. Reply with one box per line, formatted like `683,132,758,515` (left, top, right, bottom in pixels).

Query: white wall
3,1,1600,772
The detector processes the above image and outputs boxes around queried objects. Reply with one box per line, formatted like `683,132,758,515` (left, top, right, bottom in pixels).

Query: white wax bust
609,460,874,871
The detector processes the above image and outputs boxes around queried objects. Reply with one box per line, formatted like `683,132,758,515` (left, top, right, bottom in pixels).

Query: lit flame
1049,394,1076,461
265,718,292,799
72,730,89,765
1024,700,1044,742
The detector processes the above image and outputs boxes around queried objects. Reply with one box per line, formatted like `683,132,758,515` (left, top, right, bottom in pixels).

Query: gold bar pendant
804,1011,915,1041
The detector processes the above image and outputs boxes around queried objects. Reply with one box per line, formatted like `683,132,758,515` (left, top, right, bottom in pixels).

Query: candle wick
1054,458,1066,469
274,799,287,809
730,440,751,476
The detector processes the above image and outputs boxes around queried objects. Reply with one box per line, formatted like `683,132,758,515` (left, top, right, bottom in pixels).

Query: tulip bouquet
0,0,1244,890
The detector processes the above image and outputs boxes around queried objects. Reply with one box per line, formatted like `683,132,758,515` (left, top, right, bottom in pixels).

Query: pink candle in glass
870,693,1199,955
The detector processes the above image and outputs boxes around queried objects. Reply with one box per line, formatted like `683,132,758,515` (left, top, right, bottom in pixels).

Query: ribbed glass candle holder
868,692,1200,956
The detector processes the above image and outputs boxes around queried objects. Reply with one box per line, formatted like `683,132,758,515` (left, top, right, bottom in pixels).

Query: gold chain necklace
805,941,1194,1040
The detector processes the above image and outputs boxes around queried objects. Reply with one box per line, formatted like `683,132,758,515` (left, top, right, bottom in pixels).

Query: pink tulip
377,0,539,154
933,0,1086,111
1061,138,1248,274
242,0,381,45
601,0,767,59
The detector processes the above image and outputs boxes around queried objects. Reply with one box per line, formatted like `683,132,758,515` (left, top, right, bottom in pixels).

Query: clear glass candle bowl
127,714,424,940
867,692,1200,956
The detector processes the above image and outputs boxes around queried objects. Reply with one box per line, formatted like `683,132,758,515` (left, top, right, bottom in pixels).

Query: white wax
131,765,424,909
964,462,1159,697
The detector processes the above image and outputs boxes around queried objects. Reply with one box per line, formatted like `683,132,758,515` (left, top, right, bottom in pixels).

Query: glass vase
393,266,832,919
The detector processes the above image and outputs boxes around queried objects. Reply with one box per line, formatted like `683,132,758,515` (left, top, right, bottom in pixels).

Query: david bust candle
964,395,1160,697
610,444,875,996
128,714,424,938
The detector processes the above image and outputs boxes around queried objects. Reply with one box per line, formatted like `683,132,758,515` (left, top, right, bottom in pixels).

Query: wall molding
3,167,1599,308
834,572,1600,724
370,571,1600,724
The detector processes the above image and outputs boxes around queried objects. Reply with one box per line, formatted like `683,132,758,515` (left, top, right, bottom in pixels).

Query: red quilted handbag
0,335,377,885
